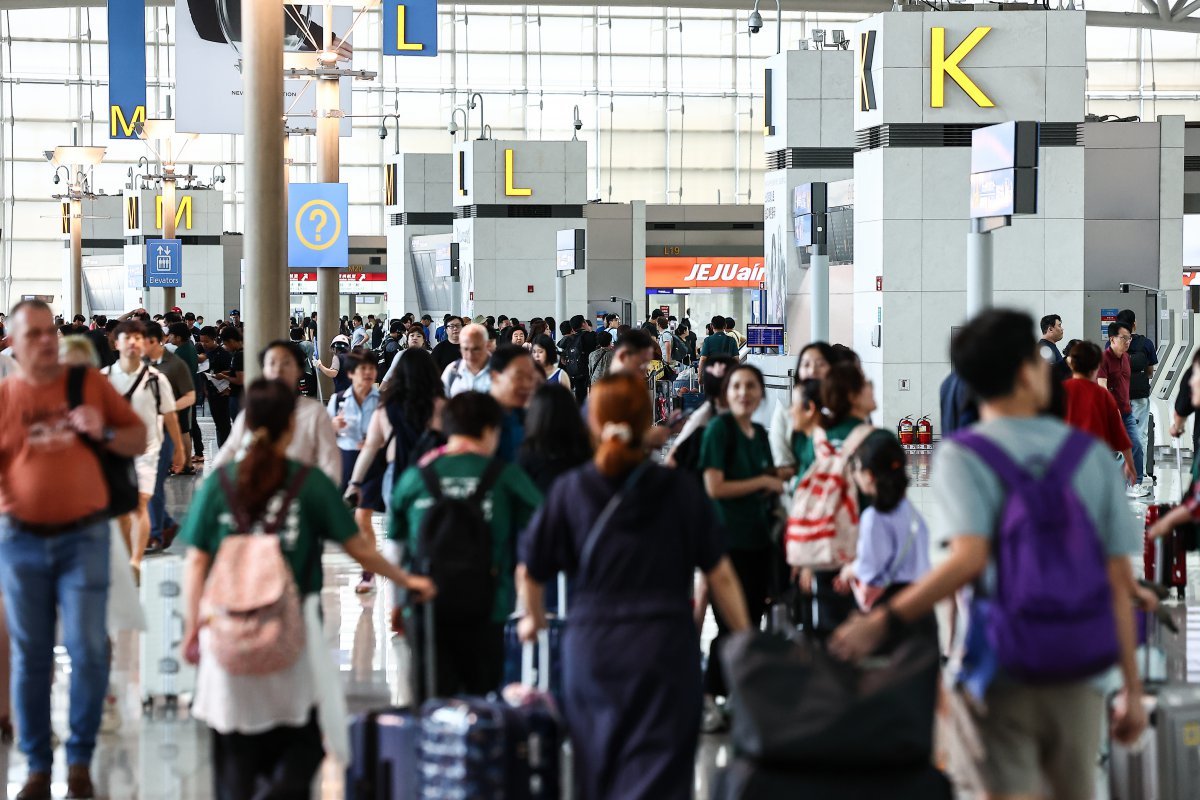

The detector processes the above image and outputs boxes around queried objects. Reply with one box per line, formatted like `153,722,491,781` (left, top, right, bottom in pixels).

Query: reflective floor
3,419,1198,799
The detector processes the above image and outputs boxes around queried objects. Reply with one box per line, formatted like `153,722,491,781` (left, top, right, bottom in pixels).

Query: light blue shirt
852,498,930,588
327,386,380,451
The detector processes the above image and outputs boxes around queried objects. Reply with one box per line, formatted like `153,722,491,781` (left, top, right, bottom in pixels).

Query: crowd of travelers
0,297,1184,800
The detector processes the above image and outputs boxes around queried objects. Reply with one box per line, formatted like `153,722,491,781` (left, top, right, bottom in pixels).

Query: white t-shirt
103,361,177,450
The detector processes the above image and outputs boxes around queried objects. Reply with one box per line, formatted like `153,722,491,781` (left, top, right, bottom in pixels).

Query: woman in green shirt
179,379,433,798
698,364,786,726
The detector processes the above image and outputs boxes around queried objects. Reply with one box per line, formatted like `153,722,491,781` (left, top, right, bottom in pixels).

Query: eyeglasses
1116,335,1132,343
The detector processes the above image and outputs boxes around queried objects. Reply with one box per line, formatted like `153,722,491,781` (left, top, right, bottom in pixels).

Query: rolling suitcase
419,695,561,800
711,758,953,800
1142,442,1190,599
138,555,195,715
503,573,567,701
346,707,421,800
1108,607,1200,800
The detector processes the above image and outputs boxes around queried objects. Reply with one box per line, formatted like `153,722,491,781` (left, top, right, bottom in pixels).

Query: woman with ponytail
517,372,750,800
178,379,434,798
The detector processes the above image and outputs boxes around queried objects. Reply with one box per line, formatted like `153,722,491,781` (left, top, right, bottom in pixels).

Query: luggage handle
521,629,552,692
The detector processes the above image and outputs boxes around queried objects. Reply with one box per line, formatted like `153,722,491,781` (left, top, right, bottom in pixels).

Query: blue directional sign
289,183,348,269
383,0,438,57
145,238,181,287
108,0,147,140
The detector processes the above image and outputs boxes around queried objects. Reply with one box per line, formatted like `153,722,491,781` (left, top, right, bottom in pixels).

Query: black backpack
559,333,583,376
416,459,506,624
68,366,138,516
376,337,401,376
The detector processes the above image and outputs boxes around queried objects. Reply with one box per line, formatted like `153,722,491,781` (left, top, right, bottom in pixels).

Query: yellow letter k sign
931,26,994,109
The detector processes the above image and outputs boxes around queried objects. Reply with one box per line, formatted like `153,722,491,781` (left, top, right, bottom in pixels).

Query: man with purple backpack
831,308,1146,800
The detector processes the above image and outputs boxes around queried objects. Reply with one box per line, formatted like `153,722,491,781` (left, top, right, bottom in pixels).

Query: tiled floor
4,418,1199,798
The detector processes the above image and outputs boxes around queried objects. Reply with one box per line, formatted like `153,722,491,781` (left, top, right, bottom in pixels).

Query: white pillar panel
385,153,453,321
852,9,1086,431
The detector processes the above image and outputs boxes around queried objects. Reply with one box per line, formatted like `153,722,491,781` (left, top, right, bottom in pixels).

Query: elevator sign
146,239,182,288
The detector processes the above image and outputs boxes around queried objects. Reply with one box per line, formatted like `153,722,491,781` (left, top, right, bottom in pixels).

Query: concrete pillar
69,193,83,318
161,175,176,311
315,8,341,397
241,0,285,382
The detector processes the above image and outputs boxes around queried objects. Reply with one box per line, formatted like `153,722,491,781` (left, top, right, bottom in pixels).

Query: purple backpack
953,430,1119,683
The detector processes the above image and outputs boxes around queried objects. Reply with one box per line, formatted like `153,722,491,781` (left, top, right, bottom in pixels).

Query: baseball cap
472,315,486,324
331,334,351,346
170,306,182,313
229,309,240,316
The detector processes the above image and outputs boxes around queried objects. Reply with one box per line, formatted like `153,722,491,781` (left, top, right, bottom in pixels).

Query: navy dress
519,462,725,800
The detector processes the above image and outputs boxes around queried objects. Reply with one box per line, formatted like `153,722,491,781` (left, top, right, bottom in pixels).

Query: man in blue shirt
328,352,381,592
488,345,538,463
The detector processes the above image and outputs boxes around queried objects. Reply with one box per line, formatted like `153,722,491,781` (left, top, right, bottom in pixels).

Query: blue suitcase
346,707,421,800
419,696,561,800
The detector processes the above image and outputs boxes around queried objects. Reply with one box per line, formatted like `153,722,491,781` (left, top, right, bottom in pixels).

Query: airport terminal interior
4,0,1200,798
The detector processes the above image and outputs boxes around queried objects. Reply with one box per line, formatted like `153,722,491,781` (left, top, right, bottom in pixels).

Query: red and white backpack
784,423,874,569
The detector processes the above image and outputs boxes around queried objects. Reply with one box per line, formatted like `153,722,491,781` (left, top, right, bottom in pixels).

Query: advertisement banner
174,0,353,135
645,257,766,290
108,0,147,140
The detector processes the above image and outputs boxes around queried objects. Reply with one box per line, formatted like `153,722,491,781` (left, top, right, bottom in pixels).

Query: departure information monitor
746,324,784,349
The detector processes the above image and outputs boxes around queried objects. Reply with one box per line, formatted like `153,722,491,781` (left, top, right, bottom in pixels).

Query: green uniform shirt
389,453,543,623
174,340,199,376
178,462,358,595
699,332,739,359
822,416,866,450
699,414,776,551
792,431,816,475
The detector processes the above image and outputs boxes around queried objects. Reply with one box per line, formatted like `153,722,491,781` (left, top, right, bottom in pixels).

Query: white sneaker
100,692,122,734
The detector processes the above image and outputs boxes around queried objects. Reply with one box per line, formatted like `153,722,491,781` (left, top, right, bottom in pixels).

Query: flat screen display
746,323,784,348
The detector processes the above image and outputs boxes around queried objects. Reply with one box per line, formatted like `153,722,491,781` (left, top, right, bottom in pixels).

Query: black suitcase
346,707,420,800
711,758,953,800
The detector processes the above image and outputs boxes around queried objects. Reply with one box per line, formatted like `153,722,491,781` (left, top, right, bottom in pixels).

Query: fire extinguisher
916,415,933,445
897,416,915,445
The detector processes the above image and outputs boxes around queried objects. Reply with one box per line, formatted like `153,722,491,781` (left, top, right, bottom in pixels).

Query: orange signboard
645,257,766,289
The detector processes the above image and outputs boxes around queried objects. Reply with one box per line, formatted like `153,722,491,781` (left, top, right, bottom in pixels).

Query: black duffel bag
721,628,940,770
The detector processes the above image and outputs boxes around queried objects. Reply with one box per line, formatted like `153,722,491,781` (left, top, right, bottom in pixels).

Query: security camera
378,124,388,140
53,173,61,184
748,11,763,34
448,120,460,136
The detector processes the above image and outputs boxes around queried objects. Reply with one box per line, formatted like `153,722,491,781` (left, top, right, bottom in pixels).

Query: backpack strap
469,458,506,507
123,365,149,401
66,364,87,408
264,466,311,534
216,466,253,533
840,423,876,458
419,462,444,502
579,460,651,580
951,431,1027,488
1046,431,1094,481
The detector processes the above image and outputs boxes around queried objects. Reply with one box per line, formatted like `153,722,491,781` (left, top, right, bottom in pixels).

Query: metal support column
967,216,1008,319
241,0,286,382
161,173,177,310
555,274,567,330
810,249,829,343
69,192,83,318
316,7,341,397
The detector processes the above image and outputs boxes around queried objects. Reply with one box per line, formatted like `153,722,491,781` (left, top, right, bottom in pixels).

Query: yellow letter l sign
931,26,994,109
504,149,532,197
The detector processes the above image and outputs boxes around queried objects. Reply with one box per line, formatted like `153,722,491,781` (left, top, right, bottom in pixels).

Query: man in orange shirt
0,300,145,800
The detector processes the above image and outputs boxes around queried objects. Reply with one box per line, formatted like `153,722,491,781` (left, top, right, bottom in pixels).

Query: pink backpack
784,424,873,569
201,467,310,676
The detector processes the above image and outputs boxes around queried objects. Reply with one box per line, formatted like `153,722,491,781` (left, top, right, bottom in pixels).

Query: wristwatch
99,426,116,444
